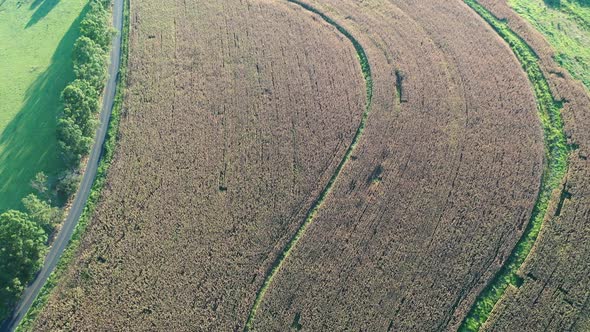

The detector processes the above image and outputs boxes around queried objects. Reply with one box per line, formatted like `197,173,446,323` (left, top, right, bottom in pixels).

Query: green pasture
509,0,590,90
0,0,87,211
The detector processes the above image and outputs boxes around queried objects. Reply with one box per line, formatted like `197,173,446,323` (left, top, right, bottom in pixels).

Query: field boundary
12,0,130,330
243,1,373,330
459,0,570,330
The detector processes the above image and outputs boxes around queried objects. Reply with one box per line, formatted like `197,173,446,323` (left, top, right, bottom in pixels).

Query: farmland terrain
249,0,548,330
0,0,86,211
468,0,590,330
21,0,590,331
29,0,367,330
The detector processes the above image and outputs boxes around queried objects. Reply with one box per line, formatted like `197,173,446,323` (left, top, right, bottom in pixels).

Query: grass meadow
509,0,590,89
0,0,87,211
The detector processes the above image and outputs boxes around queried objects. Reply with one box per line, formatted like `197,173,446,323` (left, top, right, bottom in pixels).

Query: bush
22,194,63,234
57,172,82,199
0,211,47,321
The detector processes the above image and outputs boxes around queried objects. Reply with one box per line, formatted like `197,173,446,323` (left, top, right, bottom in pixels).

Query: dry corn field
28,0,590,331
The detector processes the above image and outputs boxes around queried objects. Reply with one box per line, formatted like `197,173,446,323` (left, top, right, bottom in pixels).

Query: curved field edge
459,0,570,330
243,1,373,330
15,0,130,330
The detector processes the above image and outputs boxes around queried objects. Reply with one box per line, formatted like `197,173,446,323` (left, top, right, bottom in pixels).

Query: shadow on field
26,0,62,28
0,5,88,211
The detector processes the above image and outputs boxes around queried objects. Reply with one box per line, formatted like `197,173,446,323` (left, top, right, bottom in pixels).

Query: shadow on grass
544,0,590,8
25,0,62,28
0,4,89,212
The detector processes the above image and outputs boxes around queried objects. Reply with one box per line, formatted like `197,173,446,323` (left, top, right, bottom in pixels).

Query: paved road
0,0,124,330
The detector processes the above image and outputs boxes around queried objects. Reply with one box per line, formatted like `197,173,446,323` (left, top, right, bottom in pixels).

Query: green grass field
0,0,87,211
509,0,590,90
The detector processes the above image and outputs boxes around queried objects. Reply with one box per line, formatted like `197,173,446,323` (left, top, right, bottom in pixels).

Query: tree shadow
25,0,62,29
544,0,590,8
543,0,561,7
0,4,89,212
29,0,44,9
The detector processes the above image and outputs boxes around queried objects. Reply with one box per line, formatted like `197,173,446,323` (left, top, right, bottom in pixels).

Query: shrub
0,211,47,320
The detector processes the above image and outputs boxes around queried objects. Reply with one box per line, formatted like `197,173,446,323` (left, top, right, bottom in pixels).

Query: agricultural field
249,0,548,330
16,0,590,331
470,0,590,330
0,0,87,211
29,0,366,330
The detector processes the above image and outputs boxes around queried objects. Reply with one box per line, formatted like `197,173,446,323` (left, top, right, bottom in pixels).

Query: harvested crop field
26,0,590,331
30,0,366,330
470,1,590,331
248,0,546,330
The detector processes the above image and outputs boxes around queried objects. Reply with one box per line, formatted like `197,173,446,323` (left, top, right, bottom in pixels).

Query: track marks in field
243,1,373,330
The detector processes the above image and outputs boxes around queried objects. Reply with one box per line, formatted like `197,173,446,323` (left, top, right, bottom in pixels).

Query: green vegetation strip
509,0,590,91
243,1,373,331
460,0,569,330
15,0,129,330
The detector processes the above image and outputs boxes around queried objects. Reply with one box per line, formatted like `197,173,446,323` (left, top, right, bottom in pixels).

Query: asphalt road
0,0,124,330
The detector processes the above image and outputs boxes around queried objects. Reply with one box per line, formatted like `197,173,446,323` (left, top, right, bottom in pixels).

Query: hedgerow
58,0,112,171
0,0,120,326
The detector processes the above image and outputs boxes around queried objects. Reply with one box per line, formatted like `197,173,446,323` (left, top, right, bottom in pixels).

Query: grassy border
459,0,569,330
15,0,129,329
243,1,373,330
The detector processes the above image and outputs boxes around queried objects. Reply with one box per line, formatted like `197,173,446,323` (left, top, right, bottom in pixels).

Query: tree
57,116,93,166
73,36,108,90
73,36,105,66
0,210,47,317
57,172,82,199
30,172,48,195
62,79,99,113
80,1,113,51
22,194,63,234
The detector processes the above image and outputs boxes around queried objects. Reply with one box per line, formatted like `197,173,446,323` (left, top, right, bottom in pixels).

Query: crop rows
249,0,547,330
23,0,580,331
243,1,373,329
471,0,590,330
28,0,366,330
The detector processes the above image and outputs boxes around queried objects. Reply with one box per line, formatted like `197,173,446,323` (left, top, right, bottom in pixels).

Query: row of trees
0,0,113,321
0,175,63,320
58,0,112,169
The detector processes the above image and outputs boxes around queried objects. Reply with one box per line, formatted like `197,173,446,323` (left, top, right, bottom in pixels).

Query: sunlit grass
509,0,590,90
0,0,87,211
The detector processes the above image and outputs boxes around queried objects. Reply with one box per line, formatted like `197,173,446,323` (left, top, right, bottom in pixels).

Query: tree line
0,0,113,321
